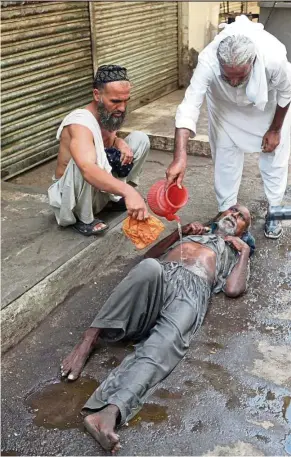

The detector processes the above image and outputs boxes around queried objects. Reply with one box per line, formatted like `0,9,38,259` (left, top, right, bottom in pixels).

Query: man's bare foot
84,405,121,454
61,328,100,381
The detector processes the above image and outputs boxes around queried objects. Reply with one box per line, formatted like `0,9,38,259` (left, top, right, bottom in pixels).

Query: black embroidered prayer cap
93,64,129,88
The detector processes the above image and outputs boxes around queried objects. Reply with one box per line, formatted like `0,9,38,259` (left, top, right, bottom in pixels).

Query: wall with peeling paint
178,2,220,87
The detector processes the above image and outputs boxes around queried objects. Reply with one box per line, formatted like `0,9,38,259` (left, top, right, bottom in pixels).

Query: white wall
188,2,220,52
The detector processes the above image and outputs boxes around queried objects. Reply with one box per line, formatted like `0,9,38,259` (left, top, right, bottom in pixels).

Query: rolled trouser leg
85,272,210,425
90,258,164,341
123,131,150,186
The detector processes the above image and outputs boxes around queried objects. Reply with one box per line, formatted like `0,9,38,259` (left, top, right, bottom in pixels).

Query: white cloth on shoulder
211,15,288,111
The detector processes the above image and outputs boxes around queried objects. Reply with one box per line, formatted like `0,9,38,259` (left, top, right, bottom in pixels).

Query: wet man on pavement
61,204,253,453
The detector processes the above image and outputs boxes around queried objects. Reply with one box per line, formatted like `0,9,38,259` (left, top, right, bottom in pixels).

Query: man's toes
60,361,71,377
67,366,82,381
108,432,120,447
68,373,77,381
111,442,121,455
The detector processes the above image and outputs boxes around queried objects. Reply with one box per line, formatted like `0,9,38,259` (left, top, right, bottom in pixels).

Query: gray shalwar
48,108,150,226
83,235,239,424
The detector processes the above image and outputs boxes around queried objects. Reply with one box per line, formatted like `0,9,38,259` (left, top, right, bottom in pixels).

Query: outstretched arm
166,58,213,188
144,222,209,259
144,229,180,259
223,236,250,298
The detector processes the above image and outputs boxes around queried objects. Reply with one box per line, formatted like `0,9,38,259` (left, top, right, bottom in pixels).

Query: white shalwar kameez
176,16,291,211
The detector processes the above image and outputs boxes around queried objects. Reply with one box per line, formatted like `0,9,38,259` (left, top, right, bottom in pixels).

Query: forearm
144,230,180,259
114,135,125,149
82,163,131,197
224,249,250,297
174,128,191,161
269,103,290,131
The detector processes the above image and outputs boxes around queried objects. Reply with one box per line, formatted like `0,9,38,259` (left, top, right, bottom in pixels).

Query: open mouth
225,216,236,227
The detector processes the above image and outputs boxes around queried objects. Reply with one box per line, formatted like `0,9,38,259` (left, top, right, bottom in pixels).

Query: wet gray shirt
162,233,240,294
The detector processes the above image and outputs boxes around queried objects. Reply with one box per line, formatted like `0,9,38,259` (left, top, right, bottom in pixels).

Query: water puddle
1,451,19,456
285,434,291,455
25,377,99,430
283,396,291,423
255,434,270,443
278,245,291,260
204,341,224,352
191,420,204,432
128,403,168,426
103,356,120,368
154,388,182,399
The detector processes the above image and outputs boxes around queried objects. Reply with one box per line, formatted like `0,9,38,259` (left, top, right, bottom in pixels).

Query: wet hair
93,64,129,90
217,35,256,67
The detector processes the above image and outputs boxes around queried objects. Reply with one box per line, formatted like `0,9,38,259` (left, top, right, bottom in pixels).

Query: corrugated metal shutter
220,2,244,18
1,2,93,179
91,2,179,111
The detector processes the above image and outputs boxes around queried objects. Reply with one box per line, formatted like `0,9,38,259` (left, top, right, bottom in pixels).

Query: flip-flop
72,219,109,236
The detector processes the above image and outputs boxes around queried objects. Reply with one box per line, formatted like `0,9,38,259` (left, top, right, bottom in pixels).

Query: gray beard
97,101,126,132
217,215,237,236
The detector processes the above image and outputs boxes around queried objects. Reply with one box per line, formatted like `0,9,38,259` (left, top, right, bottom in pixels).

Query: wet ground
2,153,291,456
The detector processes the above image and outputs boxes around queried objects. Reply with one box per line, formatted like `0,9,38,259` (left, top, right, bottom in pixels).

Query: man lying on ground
48,64,149,236
61,204,253,453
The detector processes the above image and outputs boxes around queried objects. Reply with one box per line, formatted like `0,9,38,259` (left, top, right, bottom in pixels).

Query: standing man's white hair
217,35,256,67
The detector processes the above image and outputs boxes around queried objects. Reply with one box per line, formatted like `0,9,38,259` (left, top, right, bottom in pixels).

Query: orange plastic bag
123,215,165,250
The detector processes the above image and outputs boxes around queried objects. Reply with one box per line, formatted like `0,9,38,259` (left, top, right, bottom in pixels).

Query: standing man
167,15,291,239
48,65,150,236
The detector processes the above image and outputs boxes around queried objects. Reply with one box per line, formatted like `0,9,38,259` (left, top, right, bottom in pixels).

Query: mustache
97,102,126,131
223,215,236,227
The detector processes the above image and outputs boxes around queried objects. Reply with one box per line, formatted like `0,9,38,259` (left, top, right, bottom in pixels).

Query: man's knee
136,258,162,281
127,131,150,155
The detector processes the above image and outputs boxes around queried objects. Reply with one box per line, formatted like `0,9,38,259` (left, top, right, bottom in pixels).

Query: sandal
72,219,109,236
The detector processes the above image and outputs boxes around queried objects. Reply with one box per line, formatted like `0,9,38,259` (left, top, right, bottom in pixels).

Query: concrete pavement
2,150,291,456
119,90,211,156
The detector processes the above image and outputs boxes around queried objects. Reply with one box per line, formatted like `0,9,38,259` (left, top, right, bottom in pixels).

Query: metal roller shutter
1,1,93,179
91,2,179,111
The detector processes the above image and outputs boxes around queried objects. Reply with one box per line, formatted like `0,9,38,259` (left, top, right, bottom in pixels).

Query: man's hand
124,187,148,221
261,130,281,153
224,235,250,254
182,222,210,236
115,137,133,165
166,158,186,189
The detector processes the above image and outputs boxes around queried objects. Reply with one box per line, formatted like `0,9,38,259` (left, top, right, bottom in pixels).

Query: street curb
119,129,211,157
1,214,127,354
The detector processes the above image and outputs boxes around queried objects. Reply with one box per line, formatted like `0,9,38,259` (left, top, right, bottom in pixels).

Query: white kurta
176,15,291,210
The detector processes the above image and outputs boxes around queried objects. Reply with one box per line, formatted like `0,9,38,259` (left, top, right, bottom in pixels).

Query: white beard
217,215,237,236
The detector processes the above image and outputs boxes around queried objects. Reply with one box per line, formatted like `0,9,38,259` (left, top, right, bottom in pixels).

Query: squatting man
48,65,149,236
167,15,291,239
61,204,253,453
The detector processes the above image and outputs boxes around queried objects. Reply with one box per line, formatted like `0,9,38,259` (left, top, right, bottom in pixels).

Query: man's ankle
106,404,121,420
83,327,100,344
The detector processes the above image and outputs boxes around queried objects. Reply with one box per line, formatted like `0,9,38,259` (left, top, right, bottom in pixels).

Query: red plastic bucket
147,179,188,221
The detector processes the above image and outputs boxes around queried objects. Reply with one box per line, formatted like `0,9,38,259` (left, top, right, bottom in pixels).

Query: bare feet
84,405,121,454
61,328,100,381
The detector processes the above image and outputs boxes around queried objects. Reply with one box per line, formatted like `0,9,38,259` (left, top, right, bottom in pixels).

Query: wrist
123,184,136,198
174,155,187,165
267,127,281,133
241,246,250,256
